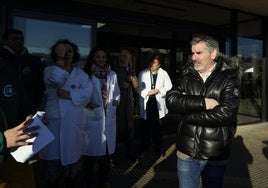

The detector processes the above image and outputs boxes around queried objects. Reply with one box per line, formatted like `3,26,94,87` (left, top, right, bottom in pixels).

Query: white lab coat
39,65,92,166
138,67,172,120
81,71,120,156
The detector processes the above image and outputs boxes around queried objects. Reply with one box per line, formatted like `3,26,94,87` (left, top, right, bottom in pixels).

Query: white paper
9,111,55,163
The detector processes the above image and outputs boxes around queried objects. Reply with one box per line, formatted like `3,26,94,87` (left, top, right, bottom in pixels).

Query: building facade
1,0,267,123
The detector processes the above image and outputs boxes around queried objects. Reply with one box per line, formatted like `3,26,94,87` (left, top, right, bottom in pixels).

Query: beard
193,60,212,73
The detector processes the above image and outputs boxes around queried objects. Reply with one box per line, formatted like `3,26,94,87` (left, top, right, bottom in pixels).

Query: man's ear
211,49,217,60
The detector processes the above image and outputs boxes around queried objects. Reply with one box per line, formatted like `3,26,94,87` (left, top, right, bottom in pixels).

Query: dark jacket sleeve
0,132,6,163
186,74,240,127
166,78,206,114
0,132,5,153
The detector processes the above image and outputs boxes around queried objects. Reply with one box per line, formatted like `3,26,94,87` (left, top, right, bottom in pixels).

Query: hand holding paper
4,117,38,149
9,111,55,163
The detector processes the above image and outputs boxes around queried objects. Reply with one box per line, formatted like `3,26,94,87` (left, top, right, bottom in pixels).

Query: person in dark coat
0,28,44,188
1,29,45,115
166,35,240,188
112,49,138,161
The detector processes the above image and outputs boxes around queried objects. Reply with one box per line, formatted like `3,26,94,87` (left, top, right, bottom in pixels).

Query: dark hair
149,55,162,67
119,47,132,54
50,39,80,63
83,46,110,76
2,29,23,41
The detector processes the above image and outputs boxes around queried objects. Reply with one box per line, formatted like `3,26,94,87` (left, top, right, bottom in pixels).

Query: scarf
91,63,111,107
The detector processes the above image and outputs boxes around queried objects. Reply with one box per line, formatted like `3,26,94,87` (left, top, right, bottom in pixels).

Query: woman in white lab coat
138,55,172,156
37,39,93,188
82,47,120,188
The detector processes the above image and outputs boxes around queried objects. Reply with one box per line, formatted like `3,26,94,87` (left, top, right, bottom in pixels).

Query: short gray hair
190,35,219,54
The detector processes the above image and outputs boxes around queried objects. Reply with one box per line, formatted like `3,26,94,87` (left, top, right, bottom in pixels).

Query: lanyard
150,69,158,89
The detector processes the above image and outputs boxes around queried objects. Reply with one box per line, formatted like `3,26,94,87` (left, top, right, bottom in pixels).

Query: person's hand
57,89,71,99
148,89,159,96
87,102,99,109
3,117,39,149
55,43,66,58
112,100,119,106
205,98,219,110
130,76,139,89
55,43,66,66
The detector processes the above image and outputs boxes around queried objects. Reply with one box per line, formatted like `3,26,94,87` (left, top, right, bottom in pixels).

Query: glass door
237,13,263,124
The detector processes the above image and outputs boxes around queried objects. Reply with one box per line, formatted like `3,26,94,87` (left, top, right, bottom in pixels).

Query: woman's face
94,50,107,67
149,59,160,72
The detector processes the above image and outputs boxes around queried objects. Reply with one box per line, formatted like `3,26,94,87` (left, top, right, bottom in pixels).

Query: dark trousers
115,91,134,158
141,96,163,149
115,111,134,157
82,154,111,187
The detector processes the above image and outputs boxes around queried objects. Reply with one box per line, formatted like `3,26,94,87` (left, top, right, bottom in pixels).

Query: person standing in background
112,48,139,163
1,29,45,115
82,47,120,188
138,55,172,156
37,39,93,188
0,28,44,188
166,35,240,188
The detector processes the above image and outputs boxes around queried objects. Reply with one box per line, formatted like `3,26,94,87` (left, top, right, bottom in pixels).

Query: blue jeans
177,156,226,188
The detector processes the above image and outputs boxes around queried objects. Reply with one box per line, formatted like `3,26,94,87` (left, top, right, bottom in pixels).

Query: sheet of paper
9,111,54,163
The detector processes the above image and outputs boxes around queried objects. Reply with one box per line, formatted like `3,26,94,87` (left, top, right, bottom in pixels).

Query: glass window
237,13,263,122
238,37,263,58
13,16,93,67
175,47,188,74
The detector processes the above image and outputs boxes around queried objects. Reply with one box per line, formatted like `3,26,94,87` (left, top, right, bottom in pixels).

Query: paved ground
110,115,268,188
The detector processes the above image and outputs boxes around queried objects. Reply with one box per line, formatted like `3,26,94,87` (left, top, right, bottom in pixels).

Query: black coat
0,46,44,161
166,59,240,160
0,52,26,128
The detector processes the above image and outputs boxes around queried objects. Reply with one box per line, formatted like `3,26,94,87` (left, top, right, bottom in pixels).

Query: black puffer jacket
166,59,240,160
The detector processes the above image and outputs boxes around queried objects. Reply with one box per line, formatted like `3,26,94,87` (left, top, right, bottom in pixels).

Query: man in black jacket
1,29,45,116
0,28,44,188
166,35,240,188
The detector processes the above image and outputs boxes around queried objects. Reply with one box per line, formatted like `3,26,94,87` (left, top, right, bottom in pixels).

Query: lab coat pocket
84,106,103,121
93,107,103,120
